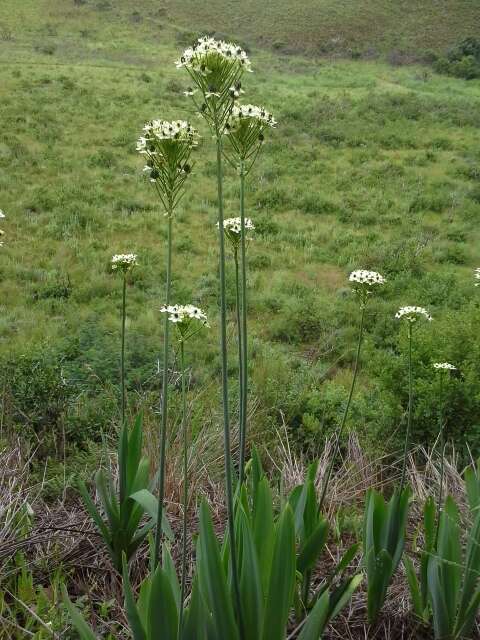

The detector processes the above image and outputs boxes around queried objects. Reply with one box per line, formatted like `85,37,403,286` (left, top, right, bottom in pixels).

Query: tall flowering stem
160,304,209,632
224,104,276,482
395,306,433,490
432,362,456,534
233,246,244,434
176,35,251,636
111,253,138,502
318,270,385,513
137,119,198,568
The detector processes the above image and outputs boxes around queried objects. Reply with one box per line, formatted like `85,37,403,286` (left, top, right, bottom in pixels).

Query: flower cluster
475,268,480,286
225,104,276,162
111,254,138,273
395,306,432,322
349,269,385,306
433,362,457,370
175,36,252,73
161,304,209,340
218,217,255,249
137,120,198,213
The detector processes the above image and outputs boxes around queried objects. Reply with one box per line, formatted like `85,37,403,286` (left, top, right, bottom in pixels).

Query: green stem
119,274,127,505
234,247,244,455
179,340,188,632
154,214,173,568
400,323,413,492
436,374,445,536
215,124,244,639
238,162,248,483
318,303,366,513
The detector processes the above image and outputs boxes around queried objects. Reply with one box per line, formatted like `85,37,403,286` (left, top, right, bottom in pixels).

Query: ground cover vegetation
1,1,480,638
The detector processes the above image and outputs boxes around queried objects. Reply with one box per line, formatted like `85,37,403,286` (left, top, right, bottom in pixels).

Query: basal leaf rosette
137,120,198,215
225,104,276,165
176,36,252,128
349,269,385,307
218,216,255,250
160,304,209,342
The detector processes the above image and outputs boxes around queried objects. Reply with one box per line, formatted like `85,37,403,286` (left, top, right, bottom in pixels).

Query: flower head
433,362,457,371
349,269,385,306
218,216,255,247
475,268,480,287
137,120,198,214
112,253,138,273
160,303,209,340
175,36,252,74
225,104,276,161
395,306,432,323
0,210,5,219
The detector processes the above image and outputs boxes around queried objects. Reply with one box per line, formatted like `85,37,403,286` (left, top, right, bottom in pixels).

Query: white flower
475,268,480,286
111,253,138,272
433,362,457,370
175,36,252,74
137,120,198,153
0,210,5,218
227,104,276,128
160,304,209,335
395,306,432,322
349,270,385,286
218,217,255,234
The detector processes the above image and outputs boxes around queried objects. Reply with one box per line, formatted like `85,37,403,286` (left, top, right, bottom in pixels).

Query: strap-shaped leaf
428,555,451,639
436,496,461,627
147,565,179,640
96,469,120,531
126,413,144,492
328,574,363,622
197,500,239,640
366,548,392,623
456,508,480,634
62,585,98,640
181,576,206,640
130,489,174,540
297,519,328,574
253,478,275,598
78,480,111,546
262,504,296,640
163,543,181,612
297,590,329,640
464,464,480,513
237,506,263,640
122,555,147,640
404,555,424,619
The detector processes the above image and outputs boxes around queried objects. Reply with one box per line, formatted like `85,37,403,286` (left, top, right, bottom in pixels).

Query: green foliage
79,413,172,571
363,486,411,623
434,37,480,79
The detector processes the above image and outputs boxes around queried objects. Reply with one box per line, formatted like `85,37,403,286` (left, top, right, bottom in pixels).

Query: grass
0,2,480,482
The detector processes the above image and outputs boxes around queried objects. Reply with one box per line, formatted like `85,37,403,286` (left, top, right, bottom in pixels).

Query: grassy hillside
0,1,480,488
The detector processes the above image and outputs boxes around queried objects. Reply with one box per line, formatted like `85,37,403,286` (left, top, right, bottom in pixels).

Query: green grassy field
1,1,480,485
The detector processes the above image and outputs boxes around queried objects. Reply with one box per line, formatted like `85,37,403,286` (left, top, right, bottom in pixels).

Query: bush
434,38,480,79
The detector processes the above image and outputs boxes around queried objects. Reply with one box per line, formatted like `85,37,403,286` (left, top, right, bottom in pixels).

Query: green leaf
423,497,436,552
78,480,111,547
127,413,144,492
328,574,363,622
366,548,393,624
130,489,174,540
96,469,120,531
237,506,263,640
163,543,181,612
297,520,328,574
62,585,98,640
122,555,147,640
464,464,480,513
197,501,239,640
147,565,179,640
436,496,461,627
181,576,206,640
297,590,329,640
330,543,359,583
428,555,451,639
262,504,296,640
404,555,423,618
253,478,275,598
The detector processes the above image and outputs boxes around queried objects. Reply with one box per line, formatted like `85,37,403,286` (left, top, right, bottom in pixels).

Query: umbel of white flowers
395,306,433,322
161,304,209,341
433,362,457,370
475,268,480,286
225,104,276,162
137,120,199,214
218,216,255,248
111,254,138,273
349,269,385,306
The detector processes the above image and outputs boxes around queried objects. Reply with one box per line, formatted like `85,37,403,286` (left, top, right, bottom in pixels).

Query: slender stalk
234,247,244,449
154,213,173,568
400,323,413,491
120,274,127,505
318,303,366,513
179,340,188,632
238,162,248,483
436,374,446,533
214,121,244,639
121,275,127,428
